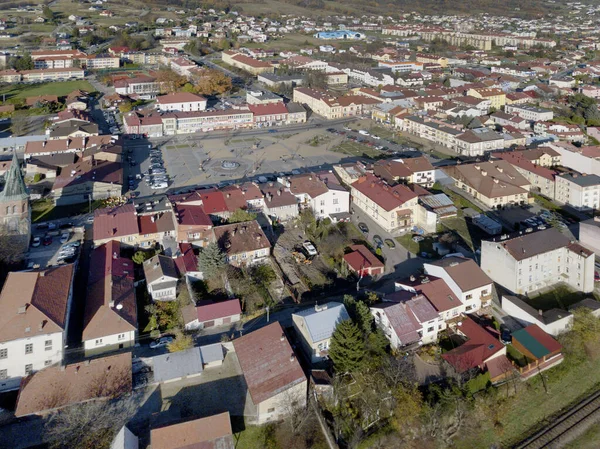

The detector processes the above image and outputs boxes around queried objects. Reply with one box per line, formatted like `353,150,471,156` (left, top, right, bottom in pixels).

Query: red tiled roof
156,92,207,105
173,243,198,275
201,189,228,214
400,276,460,313
247,102,288,117
343,244,384,271
233,322,306,404
93,203,139,241
174,204,213,226
196,299,241,322
442,316,504,372
351,173,417,211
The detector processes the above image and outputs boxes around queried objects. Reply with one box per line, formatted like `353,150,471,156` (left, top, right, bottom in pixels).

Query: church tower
0,152,31,250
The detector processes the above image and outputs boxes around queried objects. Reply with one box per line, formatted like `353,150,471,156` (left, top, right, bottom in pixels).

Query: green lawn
31,198,101,222
396,234,434,256
331,141,383,159
506,344,529,368
526,285,587,311
0,80,97,100
438,216,475,251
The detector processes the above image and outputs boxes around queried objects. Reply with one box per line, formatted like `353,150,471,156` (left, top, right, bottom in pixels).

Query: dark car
358,222,369,234
42,235,52,246
384,239,395,249
373,235,383,248
500,325,512,345
59,222,74,230
268,129,278,133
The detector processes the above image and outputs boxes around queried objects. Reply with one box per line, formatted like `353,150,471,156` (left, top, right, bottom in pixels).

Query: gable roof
143,254,179,285
293,302,349,343
213,220,270,256
371,301,421,345
442,316,503,372
351,174,417,211
93,203,139,241
426,256,493,292
343,244,384,271
156,92,206,105
0,265,74,343
512,324,562,359
499,228,570,261
196,298,242,322
15,353,132,417
83,241,137,342
151,412,234,449
233,322,306,405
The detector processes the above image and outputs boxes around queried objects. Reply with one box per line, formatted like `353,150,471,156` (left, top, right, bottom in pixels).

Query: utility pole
266,306,270,323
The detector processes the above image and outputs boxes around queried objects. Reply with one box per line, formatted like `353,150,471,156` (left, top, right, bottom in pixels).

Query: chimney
538,309,543,317
18,304,28,314
109,300,115,308
409,275,415,282
39,271,45,277
113,252,117,259
290,354,295,362
280,333,285,341
277,189,281,196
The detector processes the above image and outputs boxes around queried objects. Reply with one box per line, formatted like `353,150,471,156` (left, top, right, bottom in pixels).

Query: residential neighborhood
0,1,599,449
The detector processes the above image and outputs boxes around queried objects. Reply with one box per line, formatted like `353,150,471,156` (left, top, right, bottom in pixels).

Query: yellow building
467,88,506,109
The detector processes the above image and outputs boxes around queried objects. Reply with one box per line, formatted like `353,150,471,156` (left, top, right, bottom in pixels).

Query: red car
595,271,600,282
43,235,52,246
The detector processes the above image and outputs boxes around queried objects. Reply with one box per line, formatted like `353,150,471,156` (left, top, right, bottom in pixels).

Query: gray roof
286,102,306,114
569,298,600,312
0,152,28,202
293,302,349,343
151,280,177,292
559,173,600,187
497,228,571,261
200,343,225,364
502,295,572,324
153,347,203,383
143,254,178,285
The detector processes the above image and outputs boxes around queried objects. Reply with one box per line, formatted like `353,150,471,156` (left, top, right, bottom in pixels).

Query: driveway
349,211,425,293
413,354,443,385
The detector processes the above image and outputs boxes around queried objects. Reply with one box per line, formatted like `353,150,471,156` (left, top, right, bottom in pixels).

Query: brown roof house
424,256,494,310
150,411,234,449
93,203,139,247
213,220,271,267
233,322,307,424
0,265,75,392
184,298,242,331
83,241,137,357
15,352,132,417
343,244,385,277
143,254,179,301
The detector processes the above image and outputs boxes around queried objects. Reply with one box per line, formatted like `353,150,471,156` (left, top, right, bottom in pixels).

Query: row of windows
0,340,52,359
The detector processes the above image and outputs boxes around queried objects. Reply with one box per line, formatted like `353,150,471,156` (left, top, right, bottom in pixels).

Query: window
482,289,488,295
427,326,434,333
95,339,103,346
45,340,52,351
320,200,325,206
466,294,473,300
44,360,52,367
0,348,6,359
267,407,275,413
118,334,125,341
333,198,339,205
25,344,33,355
0,369,6,380
25,364,33,375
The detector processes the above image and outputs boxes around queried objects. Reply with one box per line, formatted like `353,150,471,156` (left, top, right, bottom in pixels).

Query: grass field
396,234,434,256
31,198,101,222
0,81,96,100
438,216,475,250
331,141,383,159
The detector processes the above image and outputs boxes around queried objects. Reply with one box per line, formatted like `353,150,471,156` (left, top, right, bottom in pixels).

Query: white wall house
143,255,179,301
0,265,75,391
481,228,595,295
156,92,208,112
285,173,350,220
423,256,494,311
292,302,350,363
554,173,600,210
371,296,442,349
501,295,573,336
505,104,554,122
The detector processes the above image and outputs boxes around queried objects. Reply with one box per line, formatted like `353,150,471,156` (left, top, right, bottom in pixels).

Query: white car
60,233,70,244
63,241,81,249
358,130,370,136
372,135,380,140
150,336,173,349
31,236,41,247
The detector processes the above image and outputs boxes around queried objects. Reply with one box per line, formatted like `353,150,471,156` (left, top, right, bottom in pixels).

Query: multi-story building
373,157,435,187
21,68,85,82
83,241,137,357
454,128,506,157
554,173,600,210
424,256,494,311
493,151,557,199
156,92,207,112
285,172,350,220
82,54,120,69
504,104,553,122
0,265,75,391
221,51,274,75
466,88,506,109
213,220,271,267
350,173,418,234
443,160,531,209
292,87,366,119
480,228,595,294
160,109,254,134
114,75,161,98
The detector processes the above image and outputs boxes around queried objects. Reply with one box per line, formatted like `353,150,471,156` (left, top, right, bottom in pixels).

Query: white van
358,130,370,136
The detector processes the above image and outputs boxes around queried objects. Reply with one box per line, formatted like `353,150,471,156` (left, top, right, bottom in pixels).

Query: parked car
500,325,512,345
373,235,383,248
59,222,74,230
31,236,41,247
412,236,424,243
63,241,81,249
43,235,52,246
150,336,173,349
358,222,369,234
301,241,318,258
60,233,70,244
384,239,395,249
358,130,370,136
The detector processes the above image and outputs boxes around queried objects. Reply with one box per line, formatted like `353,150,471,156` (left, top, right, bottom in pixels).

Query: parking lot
27,222,85,268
